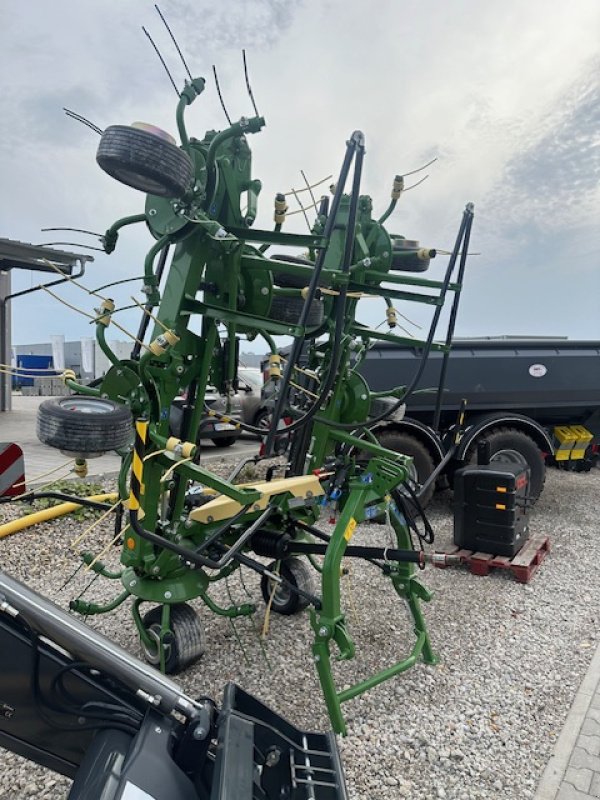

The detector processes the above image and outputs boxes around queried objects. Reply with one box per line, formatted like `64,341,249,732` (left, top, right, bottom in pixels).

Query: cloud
1,0,599,345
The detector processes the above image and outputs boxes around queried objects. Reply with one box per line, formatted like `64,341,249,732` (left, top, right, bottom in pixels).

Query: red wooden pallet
439,534,550,584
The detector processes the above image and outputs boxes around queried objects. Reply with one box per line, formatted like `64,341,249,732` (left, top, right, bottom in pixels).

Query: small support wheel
260,558,316,615
141,603,205,674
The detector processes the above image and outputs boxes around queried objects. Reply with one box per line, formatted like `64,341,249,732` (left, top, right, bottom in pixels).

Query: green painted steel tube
377,197,397,226
204,117,265,209
176,96,190,150
103,214,147,253
336,632,426,704
260,331,277,354
201,592,254,618
96,324,121,368
143,235,171,298
64,378,102,397
70,589,130,616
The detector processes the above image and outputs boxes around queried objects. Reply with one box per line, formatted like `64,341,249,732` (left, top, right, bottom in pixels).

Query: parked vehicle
170,385,242,448
170,368,264,447
359,338,600,502
237,367,265,428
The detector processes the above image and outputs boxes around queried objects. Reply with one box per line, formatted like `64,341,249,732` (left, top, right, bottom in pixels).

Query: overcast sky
1,0,599,350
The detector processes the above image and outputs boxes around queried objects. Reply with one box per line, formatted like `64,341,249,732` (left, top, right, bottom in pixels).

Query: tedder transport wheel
466,426,546,501
96,125,194,198
141,604,205,674
269,295,324,328
375,430,436,508
37,396,133,457
270,254,315,288
260,558,316,615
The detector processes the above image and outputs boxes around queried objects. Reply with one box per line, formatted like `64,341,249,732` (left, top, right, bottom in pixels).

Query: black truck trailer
359,338,600,504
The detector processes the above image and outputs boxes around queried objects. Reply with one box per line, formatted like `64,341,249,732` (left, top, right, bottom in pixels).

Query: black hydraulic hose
315,203,474,432
264,132,364,455
264,132,366,454
288,540,425,564
131,243,170,359
0,492,114,511
128,510,321,606
128,507,252,570
431,203,474,431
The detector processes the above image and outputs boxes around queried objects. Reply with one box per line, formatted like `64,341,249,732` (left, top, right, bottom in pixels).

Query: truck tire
269,295,324,327
211,436,237,448
374,430,436,507
466,427,546,501
96,125,193,198
37,396,133,457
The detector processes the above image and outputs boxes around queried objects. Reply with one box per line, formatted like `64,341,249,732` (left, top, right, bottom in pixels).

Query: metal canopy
0,238,94,274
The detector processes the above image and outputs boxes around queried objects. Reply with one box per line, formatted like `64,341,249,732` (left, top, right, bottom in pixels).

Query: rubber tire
260,558,315,615
141,604,205,674
270,254,314,289
37,396,133,456
269,295,324,327
375,430,437,508
466,427,546,501
211,436,237,448
96,125,194,198
253,407,272,434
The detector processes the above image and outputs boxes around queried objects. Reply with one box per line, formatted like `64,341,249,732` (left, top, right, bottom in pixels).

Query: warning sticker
344,518,357,541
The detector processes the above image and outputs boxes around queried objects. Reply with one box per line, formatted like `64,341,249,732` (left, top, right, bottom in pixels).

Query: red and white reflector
0,443,25,497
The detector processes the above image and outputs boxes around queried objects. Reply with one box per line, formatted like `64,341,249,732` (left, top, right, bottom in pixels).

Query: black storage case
453,462,530,557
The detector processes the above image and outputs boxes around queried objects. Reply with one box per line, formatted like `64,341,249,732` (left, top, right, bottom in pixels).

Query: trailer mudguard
454,412,555,461
375,416,446,463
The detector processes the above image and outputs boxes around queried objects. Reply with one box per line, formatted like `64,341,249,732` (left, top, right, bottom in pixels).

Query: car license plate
215,423,236,431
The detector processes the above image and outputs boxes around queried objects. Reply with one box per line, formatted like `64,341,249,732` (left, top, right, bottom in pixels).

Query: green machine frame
39,71,474,735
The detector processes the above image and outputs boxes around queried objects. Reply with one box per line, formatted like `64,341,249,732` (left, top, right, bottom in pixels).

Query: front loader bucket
212,684,348,800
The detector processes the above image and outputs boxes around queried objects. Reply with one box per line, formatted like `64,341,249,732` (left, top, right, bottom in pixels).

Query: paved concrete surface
0,394,258,486
535,632,600,798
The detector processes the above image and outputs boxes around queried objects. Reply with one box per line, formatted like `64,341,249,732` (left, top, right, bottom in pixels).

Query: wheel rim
141,623,171,666
58,397,116,414
489,448,528,468
267,579,291,608
257,412,272,433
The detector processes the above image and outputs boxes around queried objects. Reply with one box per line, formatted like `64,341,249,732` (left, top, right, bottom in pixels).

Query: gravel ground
0,465,599,799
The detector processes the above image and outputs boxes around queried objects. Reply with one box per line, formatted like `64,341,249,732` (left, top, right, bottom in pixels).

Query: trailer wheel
466,427,546,501
269,295,324,328
374,430,436,508
96,125,194,198
211,436,237,448
37,396,133,457
260,558,315,615
141,604,205,674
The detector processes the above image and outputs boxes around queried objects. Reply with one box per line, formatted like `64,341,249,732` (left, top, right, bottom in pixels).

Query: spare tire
97,125,193,198
269,295,324,327
37,396,133,457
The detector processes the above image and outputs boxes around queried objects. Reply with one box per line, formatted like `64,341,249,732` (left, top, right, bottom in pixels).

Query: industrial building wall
14,339,132,380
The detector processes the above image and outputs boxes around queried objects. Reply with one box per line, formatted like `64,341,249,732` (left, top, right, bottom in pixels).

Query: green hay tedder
36,65,474,736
